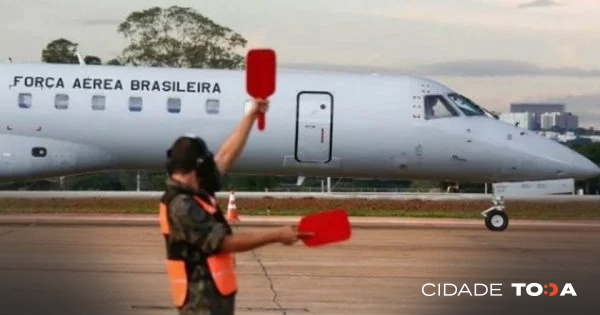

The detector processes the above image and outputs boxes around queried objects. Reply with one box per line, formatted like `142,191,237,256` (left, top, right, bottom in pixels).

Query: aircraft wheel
485,210,508,232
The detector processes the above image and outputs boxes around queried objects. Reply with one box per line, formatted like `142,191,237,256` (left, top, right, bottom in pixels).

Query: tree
41,38,79,64
106,58,123,66
66,173,126,191
570,143,600,165
84,55,102,65
41,38,103,65
116,6,247,69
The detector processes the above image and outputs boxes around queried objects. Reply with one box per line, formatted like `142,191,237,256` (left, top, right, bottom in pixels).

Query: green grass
240,208,480,218
0,197,598,220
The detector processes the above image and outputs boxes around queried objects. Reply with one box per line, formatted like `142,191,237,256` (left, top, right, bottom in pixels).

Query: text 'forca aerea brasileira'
10,76,222,94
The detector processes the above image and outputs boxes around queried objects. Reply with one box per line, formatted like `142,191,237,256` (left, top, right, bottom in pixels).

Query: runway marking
0,214,599,229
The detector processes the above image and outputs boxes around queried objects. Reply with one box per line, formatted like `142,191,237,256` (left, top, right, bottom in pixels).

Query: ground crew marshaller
158,98,312,315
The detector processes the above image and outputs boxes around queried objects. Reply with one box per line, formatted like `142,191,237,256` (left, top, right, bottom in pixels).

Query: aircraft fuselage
0,63,598,183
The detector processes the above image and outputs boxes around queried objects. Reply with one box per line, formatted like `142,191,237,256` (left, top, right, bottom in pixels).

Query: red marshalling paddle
246,48,276,131
297,208,352,247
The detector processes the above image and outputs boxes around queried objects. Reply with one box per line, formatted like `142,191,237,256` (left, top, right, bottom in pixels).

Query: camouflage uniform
161,178,235,315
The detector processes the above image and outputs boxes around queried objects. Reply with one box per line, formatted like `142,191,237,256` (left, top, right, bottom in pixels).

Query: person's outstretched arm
218,226,312,253
214,98,269,176
170,195,311,255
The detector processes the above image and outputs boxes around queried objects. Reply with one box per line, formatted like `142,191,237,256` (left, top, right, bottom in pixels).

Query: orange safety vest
159,194,238,307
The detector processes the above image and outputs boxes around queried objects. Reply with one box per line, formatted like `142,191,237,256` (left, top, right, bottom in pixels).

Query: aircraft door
295,91,333,163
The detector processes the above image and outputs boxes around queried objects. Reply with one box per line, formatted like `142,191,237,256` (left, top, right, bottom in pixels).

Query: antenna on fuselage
76,51,86,65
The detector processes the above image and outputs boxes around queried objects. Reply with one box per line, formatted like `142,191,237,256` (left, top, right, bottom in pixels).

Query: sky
3,0,600,128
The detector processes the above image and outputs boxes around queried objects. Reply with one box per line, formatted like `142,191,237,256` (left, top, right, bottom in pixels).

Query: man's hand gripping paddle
246,48,276,131
297,209,351,247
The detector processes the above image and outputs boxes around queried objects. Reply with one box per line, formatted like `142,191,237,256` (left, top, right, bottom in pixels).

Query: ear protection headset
165,135,221,194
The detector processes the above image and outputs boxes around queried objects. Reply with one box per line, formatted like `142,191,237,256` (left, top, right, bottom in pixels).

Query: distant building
506,103,580,131
499,112,536,130
540,113,563,129
565,112,579,130
510,103,565,114
540,112,579,130
538,131,580,143
582,135,600,142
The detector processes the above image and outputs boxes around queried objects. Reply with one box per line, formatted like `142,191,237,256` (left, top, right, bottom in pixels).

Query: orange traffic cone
227,190,240,223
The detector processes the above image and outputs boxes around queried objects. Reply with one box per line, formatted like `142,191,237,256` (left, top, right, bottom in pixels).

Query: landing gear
481,196,509,231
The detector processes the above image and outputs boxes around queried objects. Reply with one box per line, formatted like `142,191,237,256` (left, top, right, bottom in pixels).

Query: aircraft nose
570,153,600,180
540,143,600,180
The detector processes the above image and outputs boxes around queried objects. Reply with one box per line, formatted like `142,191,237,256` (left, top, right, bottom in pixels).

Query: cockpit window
447,93,493,117
424,95,459,120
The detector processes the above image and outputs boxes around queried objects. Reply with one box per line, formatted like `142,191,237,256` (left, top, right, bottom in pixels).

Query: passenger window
167,98,181,113
92,95,105,110
55,94,69,110
206,99,219,114
129,96,142,112
424,95,459,119
18,93,32,109
31,147,47,157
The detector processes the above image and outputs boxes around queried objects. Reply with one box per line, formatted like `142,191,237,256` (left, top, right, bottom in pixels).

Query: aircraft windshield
447,93,498,118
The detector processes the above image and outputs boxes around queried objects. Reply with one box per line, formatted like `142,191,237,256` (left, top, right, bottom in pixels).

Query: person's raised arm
214,98,269,176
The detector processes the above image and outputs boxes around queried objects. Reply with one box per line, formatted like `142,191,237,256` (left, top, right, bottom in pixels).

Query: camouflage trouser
177,283,236,315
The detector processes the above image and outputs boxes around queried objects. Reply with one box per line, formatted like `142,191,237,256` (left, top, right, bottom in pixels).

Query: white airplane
0,61,598,231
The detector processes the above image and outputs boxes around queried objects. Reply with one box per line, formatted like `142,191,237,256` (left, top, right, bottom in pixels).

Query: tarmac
0,215,598,315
